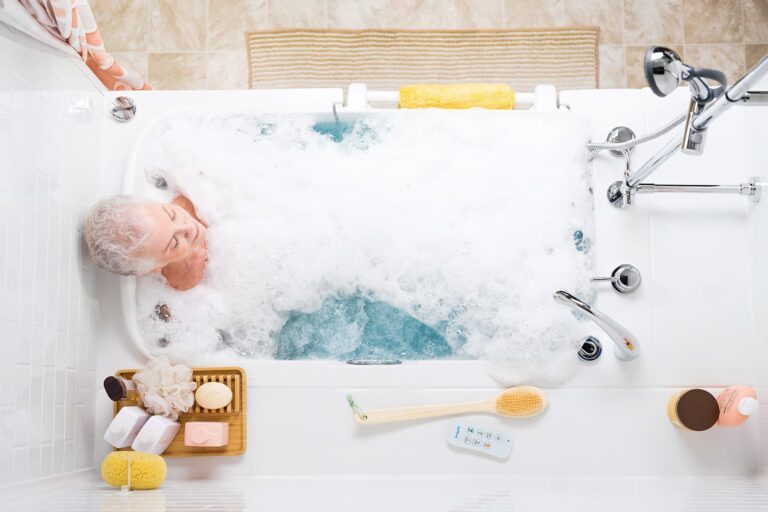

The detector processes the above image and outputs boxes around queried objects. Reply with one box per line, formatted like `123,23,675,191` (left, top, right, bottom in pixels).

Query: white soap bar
104,406,150,448
195,382,233,410
131,415,180,455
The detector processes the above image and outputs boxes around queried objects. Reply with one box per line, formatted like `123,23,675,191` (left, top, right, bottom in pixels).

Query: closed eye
163,205,176,221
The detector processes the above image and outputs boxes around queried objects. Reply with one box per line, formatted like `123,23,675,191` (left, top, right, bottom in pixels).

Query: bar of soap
195,382,233,410
184,421,229,447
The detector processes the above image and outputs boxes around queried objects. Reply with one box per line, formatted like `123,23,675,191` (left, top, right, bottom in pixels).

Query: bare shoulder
172,195,207,226
161,248,208,292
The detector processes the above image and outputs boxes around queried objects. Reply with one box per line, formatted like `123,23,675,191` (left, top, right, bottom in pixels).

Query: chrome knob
592,264,641,294
111,96,136,122
607,180,627,208
606,126,636,158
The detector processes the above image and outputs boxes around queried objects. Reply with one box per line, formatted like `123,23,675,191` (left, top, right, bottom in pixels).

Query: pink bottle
716,386,758,427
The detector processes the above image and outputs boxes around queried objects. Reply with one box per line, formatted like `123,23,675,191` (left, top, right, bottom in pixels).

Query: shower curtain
19,0,151,90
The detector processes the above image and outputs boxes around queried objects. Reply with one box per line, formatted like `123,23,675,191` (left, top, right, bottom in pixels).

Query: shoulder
161,249,207,292
172,195,207,226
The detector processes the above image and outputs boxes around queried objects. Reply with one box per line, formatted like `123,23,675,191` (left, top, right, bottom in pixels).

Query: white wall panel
0,22,103,487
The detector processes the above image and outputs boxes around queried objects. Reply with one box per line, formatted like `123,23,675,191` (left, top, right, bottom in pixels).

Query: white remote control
447,423,512,459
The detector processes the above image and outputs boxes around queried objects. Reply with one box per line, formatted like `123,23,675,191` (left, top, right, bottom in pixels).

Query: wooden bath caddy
113,367,246,457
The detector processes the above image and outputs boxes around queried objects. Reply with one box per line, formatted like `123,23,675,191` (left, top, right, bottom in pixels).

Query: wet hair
82,195,157,276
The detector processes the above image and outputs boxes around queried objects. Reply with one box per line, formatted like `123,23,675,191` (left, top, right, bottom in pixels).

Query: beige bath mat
247,28,599,92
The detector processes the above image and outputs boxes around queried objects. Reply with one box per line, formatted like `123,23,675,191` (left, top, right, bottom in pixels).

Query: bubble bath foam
135,110,595,384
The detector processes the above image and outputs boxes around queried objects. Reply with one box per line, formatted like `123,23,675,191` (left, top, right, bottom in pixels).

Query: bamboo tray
113,367,246,457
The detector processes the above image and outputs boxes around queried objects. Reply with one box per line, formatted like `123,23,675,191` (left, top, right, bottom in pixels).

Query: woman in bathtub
83,194,208,291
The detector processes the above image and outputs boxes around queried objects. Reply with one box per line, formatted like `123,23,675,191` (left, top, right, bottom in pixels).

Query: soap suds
135,110,595,384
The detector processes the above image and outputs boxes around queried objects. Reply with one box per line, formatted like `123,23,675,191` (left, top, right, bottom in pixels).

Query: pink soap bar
184,422,229,447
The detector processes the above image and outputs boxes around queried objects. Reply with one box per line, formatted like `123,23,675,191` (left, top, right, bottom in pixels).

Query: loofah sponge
132,356,196,420
101,451,167,490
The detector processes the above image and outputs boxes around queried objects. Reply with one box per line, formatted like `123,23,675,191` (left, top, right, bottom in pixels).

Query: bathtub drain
578,336,602,362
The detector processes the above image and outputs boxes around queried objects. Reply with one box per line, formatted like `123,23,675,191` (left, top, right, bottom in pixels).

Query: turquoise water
276,295,456,360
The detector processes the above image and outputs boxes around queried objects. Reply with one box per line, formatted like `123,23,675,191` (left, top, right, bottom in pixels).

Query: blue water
312,120,378,148
276,295,455,360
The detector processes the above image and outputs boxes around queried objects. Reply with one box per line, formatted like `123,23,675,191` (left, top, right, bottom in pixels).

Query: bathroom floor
88,0,768,90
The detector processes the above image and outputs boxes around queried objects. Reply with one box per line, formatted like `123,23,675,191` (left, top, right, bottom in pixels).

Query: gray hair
83,195,157,276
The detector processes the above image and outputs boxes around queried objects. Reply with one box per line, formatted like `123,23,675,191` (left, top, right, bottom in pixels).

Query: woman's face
136,202,207,271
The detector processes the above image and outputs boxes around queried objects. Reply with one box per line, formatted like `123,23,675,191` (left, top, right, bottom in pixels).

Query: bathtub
87,85,768,509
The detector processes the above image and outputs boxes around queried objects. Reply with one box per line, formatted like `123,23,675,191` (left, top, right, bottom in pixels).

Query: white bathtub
84,86,768,509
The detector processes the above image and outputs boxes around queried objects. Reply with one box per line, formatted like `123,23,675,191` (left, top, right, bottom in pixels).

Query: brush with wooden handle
354,386,547,425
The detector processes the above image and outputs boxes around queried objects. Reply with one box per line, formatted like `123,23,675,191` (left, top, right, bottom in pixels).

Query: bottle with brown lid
667,389,720,431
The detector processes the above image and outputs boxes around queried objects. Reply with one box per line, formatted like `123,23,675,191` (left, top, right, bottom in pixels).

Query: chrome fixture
645,46,727,105
607,176,762,208
592,264,642,294
553,290,639,361
605,126,636,158
588,126,637,161
592,47,768,208
578,336,602,362
111,96,136,122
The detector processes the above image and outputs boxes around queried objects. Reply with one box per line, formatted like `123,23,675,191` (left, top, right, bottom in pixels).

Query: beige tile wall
91,0,768,90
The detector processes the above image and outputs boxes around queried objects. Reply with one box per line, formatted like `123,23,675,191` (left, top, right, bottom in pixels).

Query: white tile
52,439,63,474
0,323,17,406
16,323,31,365
75,436,93,470
41,368,55,444
63,440,75,472
54,371,66,406
31,325,45,365
29,363,43,406
39,443,53,478
14,364,30,411
27,445,40,479
53,405,65,444
75,403,94,442
64,372,76,441
0,411,12,484
12,446,28,482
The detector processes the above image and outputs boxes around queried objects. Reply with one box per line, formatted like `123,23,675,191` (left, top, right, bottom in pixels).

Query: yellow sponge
101,451,167,490
399,83,515,110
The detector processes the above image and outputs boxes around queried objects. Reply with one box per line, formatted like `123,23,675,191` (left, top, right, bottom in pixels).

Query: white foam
135,110,595,384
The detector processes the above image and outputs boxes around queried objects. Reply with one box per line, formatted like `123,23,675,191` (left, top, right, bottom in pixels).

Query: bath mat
247,28,599,91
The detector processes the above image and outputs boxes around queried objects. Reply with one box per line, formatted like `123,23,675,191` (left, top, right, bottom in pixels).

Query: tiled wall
90,0,768,90
0,25,103,486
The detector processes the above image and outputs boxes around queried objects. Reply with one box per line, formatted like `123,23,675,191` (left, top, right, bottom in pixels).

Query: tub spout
553,290,640,361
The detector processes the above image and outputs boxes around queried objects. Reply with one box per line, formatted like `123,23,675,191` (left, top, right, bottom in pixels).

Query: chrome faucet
553,290,639,361
598,46,768,208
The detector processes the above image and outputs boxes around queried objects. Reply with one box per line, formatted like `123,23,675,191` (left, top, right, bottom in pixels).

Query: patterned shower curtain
19,0,150,90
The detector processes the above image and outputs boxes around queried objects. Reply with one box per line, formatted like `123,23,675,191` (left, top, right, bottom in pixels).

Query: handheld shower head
644,46,727,104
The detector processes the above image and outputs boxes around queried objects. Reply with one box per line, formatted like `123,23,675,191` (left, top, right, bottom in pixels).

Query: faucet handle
591,264,641,294
553,290,640,361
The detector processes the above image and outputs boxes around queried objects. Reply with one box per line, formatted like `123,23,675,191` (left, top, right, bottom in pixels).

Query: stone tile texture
88,0,766,90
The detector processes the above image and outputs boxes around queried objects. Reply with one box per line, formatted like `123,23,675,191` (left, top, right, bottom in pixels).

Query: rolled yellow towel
101,451,167,490
399,83,515,110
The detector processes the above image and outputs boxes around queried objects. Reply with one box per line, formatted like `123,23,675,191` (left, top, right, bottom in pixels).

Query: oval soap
195,381,233,410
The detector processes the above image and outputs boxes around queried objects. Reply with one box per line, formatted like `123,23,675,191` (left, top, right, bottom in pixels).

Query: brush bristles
495,386,547,417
